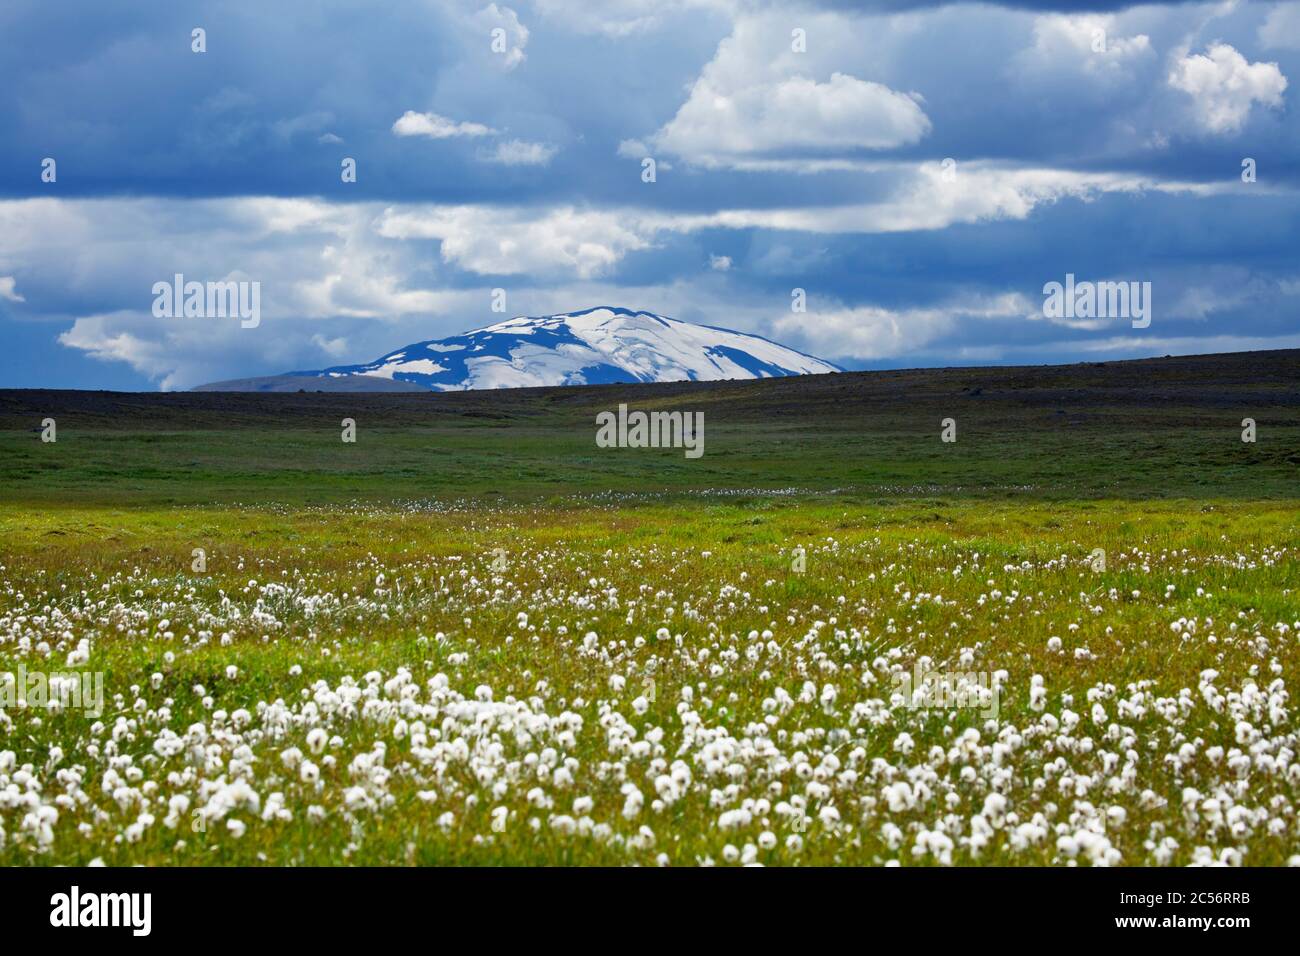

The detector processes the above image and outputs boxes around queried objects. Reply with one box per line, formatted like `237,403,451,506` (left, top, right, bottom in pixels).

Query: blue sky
1,0,1297,389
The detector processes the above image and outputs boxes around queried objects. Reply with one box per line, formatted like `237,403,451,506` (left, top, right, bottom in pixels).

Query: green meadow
1,351,1297,865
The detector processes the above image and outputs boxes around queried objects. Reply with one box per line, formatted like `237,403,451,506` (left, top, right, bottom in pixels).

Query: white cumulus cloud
1168,43,1288,134
377,205,653,278
392,111,496,139
773,292,1035,361
472,3,529,70
1013,13,1153,91
644,10,931,170
1028,14,1151,63
656,71,930,168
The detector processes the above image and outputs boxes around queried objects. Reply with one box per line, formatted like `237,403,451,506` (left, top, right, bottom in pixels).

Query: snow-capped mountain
285,307,840,392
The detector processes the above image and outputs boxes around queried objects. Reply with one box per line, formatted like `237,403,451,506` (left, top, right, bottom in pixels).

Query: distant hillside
4,349,1298,505
12,347,1297,428
196,374,427,393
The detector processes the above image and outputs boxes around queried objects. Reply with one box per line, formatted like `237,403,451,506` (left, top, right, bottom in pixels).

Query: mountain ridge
195,307,840,392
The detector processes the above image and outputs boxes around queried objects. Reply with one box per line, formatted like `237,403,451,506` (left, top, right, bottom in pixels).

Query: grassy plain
0,350,1297,865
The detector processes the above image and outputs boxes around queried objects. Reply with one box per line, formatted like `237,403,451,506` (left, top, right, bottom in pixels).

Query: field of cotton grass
2,496,1298,866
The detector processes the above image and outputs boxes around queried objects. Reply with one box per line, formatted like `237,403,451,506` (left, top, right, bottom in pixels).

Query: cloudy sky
1,0,1297,389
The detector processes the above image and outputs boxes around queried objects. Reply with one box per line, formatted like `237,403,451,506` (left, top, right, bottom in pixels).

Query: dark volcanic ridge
197,374,428,393
5,348,1298,430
